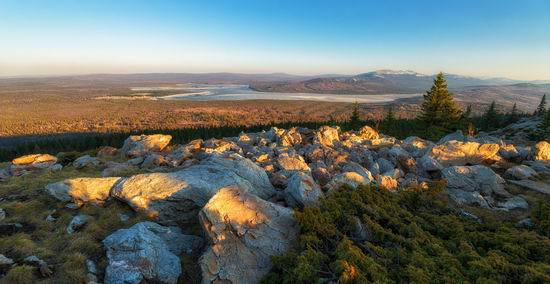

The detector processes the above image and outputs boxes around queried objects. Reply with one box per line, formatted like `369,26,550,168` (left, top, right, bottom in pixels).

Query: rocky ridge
1,117,549,283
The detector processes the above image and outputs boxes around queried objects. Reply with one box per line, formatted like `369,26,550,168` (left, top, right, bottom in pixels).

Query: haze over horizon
1,0,550,80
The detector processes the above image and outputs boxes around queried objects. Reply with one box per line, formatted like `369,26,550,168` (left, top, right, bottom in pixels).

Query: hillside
0,119,548,283
250,70,550,111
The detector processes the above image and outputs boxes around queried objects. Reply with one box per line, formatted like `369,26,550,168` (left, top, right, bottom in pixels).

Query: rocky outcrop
326,172,372,191
533,141,550,161
428,141,500,167
45,177,123,205
358,125,379,140
442,165,509,208
122,134,172,158
111,155,276,224
103,222,202,284
199,187,298,284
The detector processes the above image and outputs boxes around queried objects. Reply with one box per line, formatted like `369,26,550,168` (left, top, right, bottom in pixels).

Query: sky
1,0,549,80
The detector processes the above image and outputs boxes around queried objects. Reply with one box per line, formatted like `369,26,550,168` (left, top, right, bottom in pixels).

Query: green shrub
264,184,550,283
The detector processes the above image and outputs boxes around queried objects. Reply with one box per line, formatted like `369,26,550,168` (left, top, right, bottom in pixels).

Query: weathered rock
67,214,91,234
23,255,52,277
326,172,371,191
127,156,144,166
507,179,550,195
505,165,537,180
438,130,465,144
377,158,394,174
102,162,136,177
279,127,302,146
97,146,118,157
276,155,310,172
122,134,172,158
533,141,550,161
340,162,374,181
0,254,14,274
418,155,443,173
103,222,197,284
498,196,529,210
442,165,509,207
12,153,58,166
499,144,520,160
203,138,241,154
0,208,5,220
45,177,122,205
141,153,168,168
73,155,100,169
314,126,340,147
516,218,534,229
285,172,323,207
429,141,500,167
458,210,481,223
9,154,58,175
0,168,10,181
358,125,379,140
376,175,398,190
402,136,434,158
311,167,332,185
112,156,275,224
199,187,298,284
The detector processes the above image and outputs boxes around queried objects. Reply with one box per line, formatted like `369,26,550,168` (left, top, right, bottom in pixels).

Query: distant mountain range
249,70,531,94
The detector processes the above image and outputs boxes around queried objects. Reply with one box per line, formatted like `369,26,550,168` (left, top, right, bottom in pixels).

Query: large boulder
442,165,509,207
111,155,275,224
276,155,310,172
199,187,298,284
279,127,302,146
505,165,538,180
533,141,550,161
326,172,371,191
358,125,379,140
314,126,340,147
428,141,500,167
285,172,323,207
402,136,434,158
103,222,201,284
9,154,59,176
122,134,172,158
438,130,465,144
72,155,100,169
45,177,123,205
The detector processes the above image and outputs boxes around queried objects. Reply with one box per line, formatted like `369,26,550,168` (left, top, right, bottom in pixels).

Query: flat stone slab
507,179,550,195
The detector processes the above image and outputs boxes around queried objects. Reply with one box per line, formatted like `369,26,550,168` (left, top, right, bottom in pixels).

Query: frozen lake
132,84,422,103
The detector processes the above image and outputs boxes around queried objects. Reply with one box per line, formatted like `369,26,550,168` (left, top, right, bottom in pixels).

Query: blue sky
1,0,549,79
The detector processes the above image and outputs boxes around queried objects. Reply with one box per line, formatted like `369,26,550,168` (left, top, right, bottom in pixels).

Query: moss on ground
0,163,148,283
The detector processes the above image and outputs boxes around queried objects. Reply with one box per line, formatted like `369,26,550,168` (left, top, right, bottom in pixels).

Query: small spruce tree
507,103,520,124
419,72,462,130
383,106,396,133
538,109,550,139
482,101,500,131
534,94,547,117
349,101,362,129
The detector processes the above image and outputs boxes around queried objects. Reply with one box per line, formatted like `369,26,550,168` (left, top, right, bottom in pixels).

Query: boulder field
3,118,550,283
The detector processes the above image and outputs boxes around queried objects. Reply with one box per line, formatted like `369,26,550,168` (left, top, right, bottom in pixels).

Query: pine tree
419,72,462,130
508,103,519,124
482,101,500,130
383,106,396,133
534,94,547,116
538,110,550,139
349,101,362,129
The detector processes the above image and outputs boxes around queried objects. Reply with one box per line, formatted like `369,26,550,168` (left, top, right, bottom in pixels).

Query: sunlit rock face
533,141,550,161
45,177,123,205
111,154,276,224
428,141,500,167
122,134,172,158
199,186,298,284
